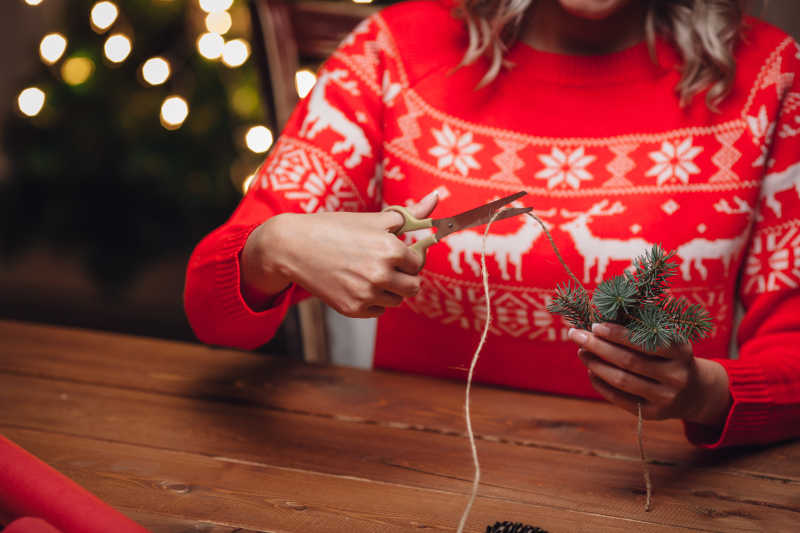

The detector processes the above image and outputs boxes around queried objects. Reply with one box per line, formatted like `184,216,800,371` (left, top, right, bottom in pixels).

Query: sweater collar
506,36,681,86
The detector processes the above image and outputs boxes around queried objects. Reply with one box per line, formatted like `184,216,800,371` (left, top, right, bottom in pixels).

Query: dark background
1,0,798,351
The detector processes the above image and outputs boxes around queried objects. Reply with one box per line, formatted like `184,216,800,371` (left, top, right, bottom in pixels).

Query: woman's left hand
568,322,732,426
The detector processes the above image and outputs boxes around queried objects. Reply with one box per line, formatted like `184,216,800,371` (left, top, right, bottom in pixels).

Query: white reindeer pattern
760,161,800,218
676,197,752,281
560,201,652,284
446,208,556,281
299,69,372,169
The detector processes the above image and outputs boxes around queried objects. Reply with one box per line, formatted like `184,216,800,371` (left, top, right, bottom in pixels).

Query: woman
184,0,800,448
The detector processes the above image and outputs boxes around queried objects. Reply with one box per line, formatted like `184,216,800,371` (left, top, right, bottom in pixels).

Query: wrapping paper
0,434,149,533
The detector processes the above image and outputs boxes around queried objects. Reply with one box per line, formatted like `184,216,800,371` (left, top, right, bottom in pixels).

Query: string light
221,39,249,68
141,57,171,85
242,173,256,193
90,1,119,32
104,33,132,63
295,69,317,98
160,95,189,130
199,0,232,13
205,11,232,34
245,125,273,153
39,33,68,65
61,57,95,85
197,32,224,60
17,87,46,117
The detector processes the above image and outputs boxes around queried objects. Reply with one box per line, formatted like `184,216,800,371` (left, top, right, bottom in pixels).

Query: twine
456,209,502,533
456,210,653,531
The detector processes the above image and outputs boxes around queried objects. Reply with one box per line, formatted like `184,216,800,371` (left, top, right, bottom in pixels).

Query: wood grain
0,427,712,533
1,320,798,483
1,374,797,531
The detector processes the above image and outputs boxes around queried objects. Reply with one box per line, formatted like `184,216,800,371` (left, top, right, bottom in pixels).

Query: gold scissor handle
383,205,437,268
383,205,433,233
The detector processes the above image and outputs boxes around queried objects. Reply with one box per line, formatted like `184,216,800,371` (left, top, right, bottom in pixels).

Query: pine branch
593,274,638,323
544,243,713,352
661,295,714,344
628,243,677,305
546,282,594,331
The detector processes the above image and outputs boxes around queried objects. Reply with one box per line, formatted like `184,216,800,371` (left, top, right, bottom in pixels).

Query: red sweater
185,1,800,448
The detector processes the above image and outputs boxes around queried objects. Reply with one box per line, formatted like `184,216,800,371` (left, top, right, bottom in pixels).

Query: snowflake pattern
744,224,800,294
535,146,595,190
428,124,482,176
646,138,703,185
747,105,777,167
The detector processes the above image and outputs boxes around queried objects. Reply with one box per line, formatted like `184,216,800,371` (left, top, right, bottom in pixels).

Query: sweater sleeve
184,14,394,350
686,38,800,448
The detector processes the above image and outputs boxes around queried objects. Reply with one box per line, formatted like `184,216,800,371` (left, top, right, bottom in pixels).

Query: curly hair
455,0,753,110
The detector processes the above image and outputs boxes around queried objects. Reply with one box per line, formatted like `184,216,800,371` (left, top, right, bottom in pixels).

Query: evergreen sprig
547,281,594,330
548,243,713,352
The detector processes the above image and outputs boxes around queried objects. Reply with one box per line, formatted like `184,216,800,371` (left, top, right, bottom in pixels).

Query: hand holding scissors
241,191,530,318
384,191,532,268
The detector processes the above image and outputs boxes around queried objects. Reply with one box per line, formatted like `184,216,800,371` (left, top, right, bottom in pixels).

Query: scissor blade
432,191,528,239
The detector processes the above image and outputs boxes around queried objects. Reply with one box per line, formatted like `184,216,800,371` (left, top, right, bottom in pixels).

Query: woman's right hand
240,193,438,317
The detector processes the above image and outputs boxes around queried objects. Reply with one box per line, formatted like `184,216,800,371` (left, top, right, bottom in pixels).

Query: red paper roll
0,434,150,533
3,517,63,533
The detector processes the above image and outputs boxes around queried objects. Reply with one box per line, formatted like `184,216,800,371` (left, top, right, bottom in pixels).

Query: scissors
384,191,532,266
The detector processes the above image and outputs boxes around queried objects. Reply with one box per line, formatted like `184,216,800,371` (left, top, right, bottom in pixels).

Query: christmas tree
2,0,274,287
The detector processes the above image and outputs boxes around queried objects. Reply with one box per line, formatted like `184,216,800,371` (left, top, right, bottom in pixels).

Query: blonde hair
455,0,752,110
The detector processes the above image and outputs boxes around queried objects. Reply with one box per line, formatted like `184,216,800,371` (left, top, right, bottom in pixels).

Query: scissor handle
383,205,434,234
384,205,437,268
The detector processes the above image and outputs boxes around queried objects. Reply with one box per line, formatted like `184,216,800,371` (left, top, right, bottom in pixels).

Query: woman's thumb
408,191,439,219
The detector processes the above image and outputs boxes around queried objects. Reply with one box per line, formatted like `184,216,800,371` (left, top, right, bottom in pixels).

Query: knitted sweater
184,0,800,448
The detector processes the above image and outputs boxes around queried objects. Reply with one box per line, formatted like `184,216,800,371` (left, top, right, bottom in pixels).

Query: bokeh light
205,11,232,34
39,33,68,65
221,39,249,68
160,95,189,130
231,85,259,116
196,32,224,60
90,1,119,32
295,69,317,98
61,57,95,85
245,125,273,153
17,87,46,117
199,0,233,13
24,0,44,6
142,57,171,85
242,173,256,193
104,33,132,63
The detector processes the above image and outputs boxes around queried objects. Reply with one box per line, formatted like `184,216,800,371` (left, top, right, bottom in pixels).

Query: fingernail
568,328,588,344
592,323,610,337
422,190,439,203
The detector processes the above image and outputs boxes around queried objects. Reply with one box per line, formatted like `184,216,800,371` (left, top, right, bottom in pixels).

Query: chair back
249,0,377,364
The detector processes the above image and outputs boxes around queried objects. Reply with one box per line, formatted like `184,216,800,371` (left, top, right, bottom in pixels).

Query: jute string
456,211,651,531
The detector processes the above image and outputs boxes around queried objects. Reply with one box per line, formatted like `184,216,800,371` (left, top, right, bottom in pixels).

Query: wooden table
0,321,798,532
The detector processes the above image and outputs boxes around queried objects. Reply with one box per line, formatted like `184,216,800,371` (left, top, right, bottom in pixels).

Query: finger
392,243,424,274
382,192,440,233
591,322,692,360
407,191,439,219
578,349,672,405
370,290,404,308
572,329,667,382
363,305,386,317
587,373,641,416
380,209,407,232
379,271,421,298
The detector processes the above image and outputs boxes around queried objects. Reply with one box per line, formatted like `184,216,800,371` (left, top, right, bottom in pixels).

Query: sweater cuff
684,358,772,449
214,224,298,349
